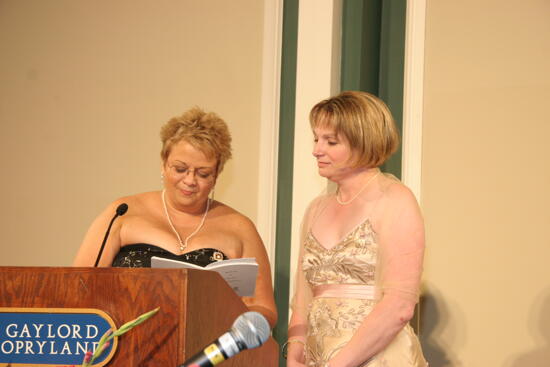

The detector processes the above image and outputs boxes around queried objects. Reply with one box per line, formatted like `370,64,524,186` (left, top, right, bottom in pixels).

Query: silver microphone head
230,311,270,349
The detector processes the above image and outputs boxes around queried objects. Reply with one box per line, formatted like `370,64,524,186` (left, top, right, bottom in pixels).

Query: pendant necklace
336,171,381,205
162,189,210,252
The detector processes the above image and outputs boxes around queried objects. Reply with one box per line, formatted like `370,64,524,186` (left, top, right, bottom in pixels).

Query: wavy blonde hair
310,91,399,168
160,107,232,175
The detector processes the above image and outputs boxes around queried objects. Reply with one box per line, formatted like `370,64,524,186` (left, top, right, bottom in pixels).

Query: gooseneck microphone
94,203,128,267
180,311,270,367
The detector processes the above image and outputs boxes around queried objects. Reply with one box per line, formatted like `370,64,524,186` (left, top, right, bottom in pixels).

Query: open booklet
150,256,258,297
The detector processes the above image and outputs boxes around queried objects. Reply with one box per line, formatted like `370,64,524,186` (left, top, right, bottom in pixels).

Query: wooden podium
0,266,278,366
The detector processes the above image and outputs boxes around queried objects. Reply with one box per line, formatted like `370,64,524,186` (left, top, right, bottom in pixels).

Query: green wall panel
341,0,406,178
273,0,299,364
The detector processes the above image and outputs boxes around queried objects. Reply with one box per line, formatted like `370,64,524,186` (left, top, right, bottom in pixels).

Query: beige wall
0,0,266,266
420,1,550,365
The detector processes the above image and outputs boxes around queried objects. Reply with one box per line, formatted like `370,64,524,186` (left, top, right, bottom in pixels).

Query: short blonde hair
160,107,232,174
310,91,399,168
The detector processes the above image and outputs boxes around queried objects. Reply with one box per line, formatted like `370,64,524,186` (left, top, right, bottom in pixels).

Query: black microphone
94,203,128,267
179,311,270,367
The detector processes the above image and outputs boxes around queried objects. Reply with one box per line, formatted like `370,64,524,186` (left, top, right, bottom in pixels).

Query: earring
161,173,164,184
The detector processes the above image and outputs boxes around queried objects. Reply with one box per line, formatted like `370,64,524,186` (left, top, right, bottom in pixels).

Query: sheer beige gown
303,219,427,366
291,173,428,367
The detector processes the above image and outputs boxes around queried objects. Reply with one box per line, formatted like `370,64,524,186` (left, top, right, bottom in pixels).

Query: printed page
150,256,258,297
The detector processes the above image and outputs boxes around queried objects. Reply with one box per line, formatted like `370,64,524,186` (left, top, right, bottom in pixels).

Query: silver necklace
161,189,210,252
336,171,381,205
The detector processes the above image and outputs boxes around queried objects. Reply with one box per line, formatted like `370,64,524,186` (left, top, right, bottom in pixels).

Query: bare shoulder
209,202,268,259
208,201,262,248
210,201,256,229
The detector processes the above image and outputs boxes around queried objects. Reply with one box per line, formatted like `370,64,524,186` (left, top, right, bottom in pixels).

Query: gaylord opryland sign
0,308,117,366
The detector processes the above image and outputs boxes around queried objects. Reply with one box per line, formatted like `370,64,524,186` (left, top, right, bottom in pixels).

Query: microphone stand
94,203,128,266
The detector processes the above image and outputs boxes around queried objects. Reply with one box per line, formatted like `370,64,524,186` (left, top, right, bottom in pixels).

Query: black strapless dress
111,244,228,268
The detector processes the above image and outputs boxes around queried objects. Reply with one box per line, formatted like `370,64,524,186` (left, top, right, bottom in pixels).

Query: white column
402,0,426,201
289,0,342,300
257,0,284,272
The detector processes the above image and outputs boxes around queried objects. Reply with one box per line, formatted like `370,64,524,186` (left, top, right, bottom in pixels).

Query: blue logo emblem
0,308,117,366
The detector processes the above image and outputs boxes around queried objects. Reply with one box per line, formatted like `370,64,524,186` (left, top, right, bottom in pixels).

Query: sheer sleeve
288,197,318,333
375,180,425,303
325,178,426,366
288,195,328,354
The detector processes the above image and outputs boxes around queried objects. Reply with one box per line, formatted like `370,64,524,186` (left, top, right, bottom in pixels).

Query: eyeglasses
168,163,216,182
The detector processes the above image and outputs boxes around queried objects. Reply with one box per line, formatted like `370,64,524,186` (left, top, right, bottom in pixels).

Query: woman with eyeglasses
73,107,277,327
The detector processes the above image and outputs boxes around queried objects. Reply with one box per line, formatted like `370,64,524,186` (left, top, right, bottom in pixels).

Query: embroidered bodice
303,219,378,287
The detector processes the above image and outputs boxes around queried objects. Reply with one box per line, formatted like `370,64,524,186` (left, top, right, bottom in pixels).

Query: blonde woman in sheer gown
286,91,427,367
